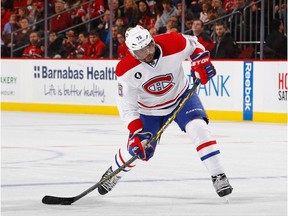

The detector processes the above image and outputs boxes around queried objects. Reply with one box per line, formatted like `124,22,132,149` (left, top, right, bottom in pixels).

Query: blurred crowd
1,0,287,59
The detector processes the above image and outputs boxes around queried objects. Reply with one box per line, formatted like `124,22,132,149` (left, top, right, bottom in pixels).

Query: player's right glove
190,51,216,85
128,131,154,161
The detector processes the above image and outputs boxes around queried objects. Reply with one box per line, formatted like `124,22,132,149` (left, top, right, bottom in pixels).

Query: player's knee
185,119,212,145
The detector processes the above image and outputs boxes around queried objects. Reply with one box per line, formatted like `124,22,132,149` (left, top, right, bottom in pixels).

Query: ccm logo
191,57,209,66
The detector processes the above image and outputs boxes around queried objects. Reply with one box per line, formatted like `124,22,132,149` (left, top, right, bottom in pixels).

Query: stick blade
42,195,75,205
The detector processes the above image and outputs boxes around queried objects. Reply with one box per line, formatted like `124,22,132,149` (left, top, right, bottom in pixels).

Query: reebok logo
244,64,252,111
243,62,253,120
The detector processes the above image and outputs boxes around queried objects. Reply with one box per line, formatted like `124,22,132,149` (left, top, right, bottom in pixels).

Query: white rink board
1,59,119,105
253,61,287,112
1,59,287,114
183,61,244,111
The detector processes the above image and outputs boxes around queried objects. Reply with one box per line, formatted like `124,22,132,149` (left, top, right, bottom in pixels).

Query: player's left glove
128,131,154,161
190,51,216,85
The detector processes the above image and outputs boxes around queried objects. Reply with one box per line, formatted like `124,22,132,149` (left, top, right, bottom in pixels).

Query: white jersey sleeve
182,34,206,58
116,76,140,128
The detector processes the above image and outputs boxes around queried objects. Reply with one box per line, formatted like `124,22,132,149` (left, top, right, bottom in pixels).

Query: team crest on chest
143,74,175,95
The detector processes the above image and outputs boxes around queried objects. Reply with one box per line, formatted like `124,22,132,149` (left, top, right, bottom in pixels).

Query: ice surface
1,111,287,216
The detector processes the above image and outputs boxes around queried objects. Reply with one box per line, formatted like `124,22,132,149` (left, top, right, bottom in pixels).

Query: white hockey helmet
125,25,155,60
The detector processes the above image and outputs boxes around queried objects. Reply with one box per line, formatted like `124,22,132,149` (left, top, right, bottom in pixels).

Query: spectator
206,6,219,23
149,26,158,37
211,0,226,17
27,0,37,20
50,0,73,34
265,19,287,59
103,25,119,58
47,30,64,58
3,12,19,35
146,0,157,14
183,14,194,35
211,21,239,59
192,19,214,52
13,17,32,57
176,0,194,21
117,32,128,58
2,12,19,54
115,17,125,33
97,10,112,44
1,38,10,57
200,0,211,22
33,2,45,34
82,0,105,27
1,6,11,32
62,30,79,57
70,0,87,33
227,0,250,41
228,0,246,13
69,31,90,58
22,31,43,58
158,15,178,34
274,0,287,20
186,0,202,20
223,0,234,12
155,0,178,31
166,25,178,33
108,0,124,21
13,0,27,11
122,0,139,30
204,6,219,36
84,30,105,59
137,0,156,30
17,7,32,23
1,0,14,10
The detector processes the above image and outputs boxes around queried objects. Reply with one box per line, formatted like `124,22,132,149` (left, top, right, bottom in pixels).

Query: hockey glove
190,51,216,85
128,131,154,161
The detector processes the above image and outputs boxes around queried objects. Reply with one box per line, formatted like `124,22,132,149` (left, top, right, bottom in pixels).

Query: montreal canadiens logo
143,74,175,95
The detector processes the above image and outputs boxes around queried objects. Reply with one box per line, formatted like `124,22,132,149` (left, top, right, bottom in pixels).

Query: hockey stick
42,79,200,205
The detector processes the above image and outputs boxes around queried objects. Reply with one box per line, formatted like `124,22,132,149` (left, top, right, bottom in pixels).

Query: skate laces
213,174,229,190
100,167,121,192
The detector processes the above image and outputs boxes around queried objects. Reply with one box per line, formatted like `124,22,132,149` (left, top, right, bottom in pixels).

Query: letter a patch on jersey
143,74,175,96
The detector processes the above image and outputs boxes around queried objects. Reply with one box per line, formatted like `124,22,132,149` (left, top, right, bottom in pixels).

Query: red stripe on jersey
118,149,135,168
116,53,141,77
137,81,188,108
154,32,186,57
196,140,217,152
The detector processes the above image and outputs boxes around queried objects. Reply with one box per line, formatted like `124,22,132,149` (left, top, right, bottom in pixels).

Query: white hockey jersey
116,32,205,129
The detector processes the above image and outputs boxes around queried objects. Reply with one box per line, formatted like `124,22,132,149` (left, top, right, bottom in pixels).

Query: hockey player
98,25,233,198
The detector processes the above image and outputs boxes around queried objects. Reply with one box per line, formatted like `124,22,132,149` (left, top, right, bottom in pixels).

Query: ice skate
98,166,121,195
212,173,233,197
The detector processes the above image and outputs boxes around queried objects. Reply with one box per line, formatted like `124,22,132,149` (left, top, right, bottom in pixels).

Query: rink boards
1,59,287,123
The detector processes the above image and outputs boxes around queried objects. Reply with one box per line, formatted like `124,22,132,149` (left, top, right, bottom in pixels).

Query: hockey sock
112,147,138,176
185,119,225,176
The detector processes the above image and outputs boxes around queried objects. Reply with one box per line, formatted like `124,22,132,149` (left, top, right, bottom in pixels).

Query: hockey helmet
125,25,155,60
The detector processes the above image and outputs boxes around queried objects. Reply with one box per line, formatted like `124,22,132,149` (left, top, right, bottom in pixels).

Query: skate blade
223,195,230,204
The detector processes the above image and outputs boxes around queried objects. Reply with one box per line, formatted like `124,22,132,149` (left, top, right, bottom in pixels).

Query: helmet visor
132,41,155,60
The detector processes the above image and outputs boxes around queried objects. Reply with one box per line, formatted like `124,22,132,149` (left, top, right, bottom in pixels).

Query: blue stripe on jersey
200,150,220,161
